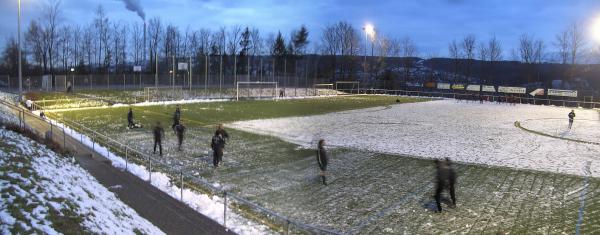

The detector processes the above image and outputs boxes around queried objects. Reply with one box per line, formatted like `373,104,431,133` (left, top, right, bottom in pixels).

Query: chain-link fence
0,93,345,235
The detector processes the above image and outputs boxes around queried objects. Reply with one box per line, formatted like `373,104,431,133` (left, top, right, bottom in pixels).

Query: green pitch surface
49,96,599,234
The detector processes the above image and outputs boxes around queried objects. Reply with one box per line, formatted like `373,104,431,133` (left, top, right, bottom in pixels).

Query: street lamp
70,68,75,92
18,0,23,96
362,24,375,79
592,16,600,43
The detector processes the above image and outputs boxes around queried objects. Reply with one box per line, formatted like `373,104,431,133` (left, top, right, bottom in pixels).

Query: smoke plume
119,0,145,20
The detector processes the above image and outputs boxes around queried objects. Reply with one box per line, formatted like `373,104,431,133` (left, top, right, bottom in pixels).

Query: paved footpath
4,101,235,235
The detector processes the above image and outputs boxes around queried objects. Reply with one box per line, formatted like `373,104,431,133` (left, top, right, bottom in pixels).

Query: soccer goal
313,83,335,96
236,81,278,101
54,75,67,92
335,81,360,95
144,86,184,102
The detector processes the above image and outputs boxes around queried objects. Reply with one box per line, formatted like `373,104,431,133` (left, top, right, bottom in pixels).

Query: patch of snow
0,128,164,234
230,99,600,178
47,118,273,234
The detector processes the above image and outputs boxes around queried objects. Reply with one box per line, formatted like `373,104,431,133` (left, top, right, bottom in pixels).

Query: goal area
313,83,336,96
335,81,360,95
236,81,278,101
144,86,184,102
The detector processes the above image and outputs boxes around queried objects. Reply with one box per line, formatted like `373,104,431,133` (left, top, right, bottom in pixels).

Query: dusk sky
2,0,600,60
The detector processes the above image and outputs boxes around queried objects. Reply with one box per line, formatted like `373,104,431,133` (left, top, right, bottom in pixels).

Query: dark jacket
175,124,186,138
127,110,133,122
173,109,181,124
211,134,225,151
436,163,456,187
317,147,328,171
568,112,575,120
153,126,164,141
215,129,229,141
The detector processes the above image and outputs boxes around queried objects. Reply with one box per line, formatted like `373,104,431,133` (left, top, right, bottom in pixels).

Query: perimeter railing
0,93,345,235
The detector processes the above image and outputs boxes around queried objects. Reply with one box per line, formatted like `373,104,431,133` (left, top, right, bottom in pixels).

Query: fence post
125,148,128,171
62,127,66,149
50,121,53,137
285,220,290,235
223,191,227,229
18,110,22,129
92,133,95,150
180,172,184,201
148,156,152,183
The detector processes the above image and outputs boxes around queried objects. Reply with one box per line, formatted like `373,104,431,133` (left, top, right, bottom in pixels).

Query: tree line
0,0,593,86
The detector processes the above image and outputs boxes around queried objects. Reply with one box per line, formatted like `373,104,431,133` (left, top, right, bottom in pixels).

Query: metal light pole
362,24,374,81
363,27,368,76
18,0,23,95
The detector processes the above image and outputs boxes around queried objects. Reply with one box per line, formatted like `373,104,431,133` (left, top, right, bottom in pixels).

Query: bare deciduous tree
448,40,460,79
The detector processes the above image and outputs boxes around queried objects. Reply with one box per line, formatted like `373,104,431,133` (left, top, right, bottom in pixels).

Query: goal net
144,86,184,102
54,75,67,92
313,83,335,96
236,82,278,101
335,81,360,95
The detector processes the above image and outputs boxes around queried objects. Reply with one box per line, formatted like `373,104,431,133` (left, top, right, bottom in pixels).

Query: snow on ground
520,117,600,143
47,120,273,235
0,128,164,234
231,99,600,178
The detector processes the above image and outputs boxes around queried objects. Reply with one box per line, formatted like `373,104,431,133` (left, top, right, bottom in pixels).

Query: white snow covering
46,120,272,235
45,94,334,112
0,128,164,234
230,99,600,178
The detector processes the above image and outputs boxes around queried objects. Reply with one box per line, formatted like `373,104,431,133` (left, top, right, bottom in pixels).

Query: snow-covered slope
0,128,164,235
231,99,600,177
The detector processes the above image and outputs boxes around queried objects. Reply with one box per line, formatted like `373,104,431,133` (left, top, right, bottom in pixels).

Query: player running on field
153,121,165,156
172,105,181,131
568,110,576,129
434,158,456,212
316,139,328,185
211,133,225,168
174,121,186,151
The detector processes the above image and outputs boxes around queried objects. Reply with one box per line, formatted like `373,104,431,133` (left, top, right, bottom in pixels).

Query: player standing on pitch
175,121,186,151
215,124,230,142
316,139,328,185
153,121,165,156
211,132,225,168
127,107,135,128
568,110,576,129
172,105,181,131
434,158,456,212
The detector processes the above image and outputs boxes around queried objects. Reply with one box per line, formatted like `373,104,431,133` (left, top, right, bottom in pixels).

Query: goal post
335,81,360,95
236,81,278,101
144,86,184,102
313,83,335,96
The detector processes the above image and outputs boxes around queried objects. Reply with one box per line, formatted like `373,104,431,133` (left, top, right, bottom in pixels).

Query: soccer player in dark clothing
175,122,186,151
568,110,576,129
317,139,328,185
153,122,165,156
211,133,225,168
172,105,181,131
127,108,135,128
215,124,230,143
434,158,456,212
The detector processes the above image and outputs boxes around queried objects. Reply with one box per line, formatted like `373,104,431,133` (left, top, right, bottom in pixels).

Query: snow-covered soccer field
50,97,600,234
232,99,600,178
